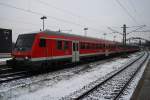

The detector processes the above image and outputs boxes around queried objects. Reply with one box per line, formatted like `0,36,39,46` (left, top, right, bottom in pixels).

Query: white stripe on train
30,51,119,62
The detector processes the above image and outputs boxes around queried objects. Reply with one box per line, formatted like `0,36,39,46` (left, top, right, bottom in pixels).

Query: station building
0,28,12,58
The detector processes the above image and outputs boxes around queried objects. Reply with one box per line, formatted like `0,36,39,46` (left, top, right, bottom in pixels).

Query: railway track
0,52,142,84
0,54,125,84
0,70,29,83
0,52,145,99
67,52,149,100
0,72,29,83
0,65,30,83
0,65,13,74
0,58,116,84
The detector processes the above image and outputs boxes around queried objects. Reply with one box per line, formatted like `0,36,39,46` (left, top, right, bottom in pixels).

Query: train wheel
41,63,48,71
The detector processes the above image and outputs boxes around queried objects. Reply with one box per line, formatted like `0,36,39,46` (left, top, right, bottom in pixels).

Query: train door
39,38,47,61
72,41,79,62
47,39,53,60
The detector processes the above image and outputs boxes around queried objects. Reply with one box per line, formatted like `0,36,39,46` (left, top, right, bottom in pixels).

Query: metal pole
84,28,88,36
103,33,107,49
113,35,116,42
122,24,127,46
124,25,126,45
43,19,44,30
40,16,47,31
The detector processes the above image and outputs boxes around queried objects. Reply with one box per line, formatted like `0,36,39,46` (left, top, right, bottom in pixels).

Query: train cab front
7,34,35,68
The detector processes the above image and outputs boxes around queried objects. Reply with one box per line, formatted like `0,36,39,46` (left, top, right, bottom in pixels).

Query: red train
7,30,139,70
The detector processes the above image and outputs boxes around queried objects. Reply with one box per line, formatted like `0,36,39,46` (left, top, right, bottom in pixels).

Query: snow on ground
0,58,11,65
119,52,150,100
0,52,142,100
0,58,11,62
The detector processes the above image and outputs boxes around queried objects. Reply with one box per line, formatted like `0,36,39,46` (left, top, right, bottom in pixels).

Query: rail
74,52,148,100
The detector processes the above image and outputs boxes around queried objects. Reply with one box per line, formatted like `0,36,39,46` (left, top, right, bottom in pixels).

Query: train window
84,43,87,49
94,44,96,49
98,44,101,49
101,44,103,48
81,43,85,49
106,45,108,48
91,44,93,49
80,42,84,49
87,43,90,49
113,45,115,48
73,43,76,51
95,44,97,49
94,44,95,49
104,44,105,48
92,44,95,49
76,43,79,51
64,41,69,50
105,45,107,48
39,38,46,47
57,40,62,50
86,43,88,49
96,44,99,49
100,44,102,48
98,44,99,49
80,43,82,49
87,43,89,49
90,43,92,49
85,43,87,49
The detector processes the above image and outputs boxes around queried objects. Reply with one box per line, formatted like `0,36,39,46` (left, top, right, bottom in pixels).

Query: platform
132,58,150,100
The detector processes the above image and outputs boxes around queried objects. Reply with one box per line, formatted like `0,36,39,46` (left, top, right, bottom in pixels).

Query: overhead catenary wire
0,2,104,33
128,0,137,13
127,25,146,34
0,16,59,30
35,0,102,26
36,0,81,18
115,0,139,24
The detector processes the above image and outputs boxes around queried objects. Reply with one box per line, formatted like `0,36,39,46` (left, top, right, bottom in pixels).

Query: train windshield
14,34,35,51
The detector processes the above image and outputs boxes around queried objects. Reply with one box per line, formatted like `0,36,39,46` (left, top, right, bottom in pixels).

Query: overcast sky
0,0,150,42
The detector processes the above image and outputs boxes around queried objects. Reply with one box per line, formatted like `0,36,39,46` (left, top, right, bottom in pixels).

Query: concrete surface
132,59,150,100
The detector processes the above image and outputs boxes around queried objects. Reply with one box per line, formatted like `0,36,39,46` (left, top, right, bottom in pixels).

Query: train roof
41,30,116,44
21,30,139,47
23,29,119,44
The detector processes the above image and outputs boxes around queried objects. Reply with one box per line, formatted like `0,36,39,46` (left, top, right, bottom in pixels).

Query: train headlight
25,56,28,60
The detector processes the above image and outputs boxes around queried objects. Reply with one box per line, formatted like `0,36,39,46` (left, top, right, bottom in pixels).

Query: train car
0,28,12,58
7,30,139,70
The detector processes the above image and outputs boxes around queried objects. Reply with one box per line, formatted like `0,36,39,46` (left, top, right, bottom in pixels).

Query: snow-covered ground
0,58,11,65
0,52,143,100
119,52,150,100
74,52,148,100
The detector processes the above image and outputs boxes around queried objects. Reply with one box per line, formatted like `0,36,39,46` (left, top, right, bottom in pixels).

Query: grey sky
0,0,150,42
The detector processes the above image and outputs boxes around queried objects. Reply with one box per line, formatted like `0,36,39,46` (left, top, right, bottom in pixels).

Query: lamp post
113,35,116,42
103,33,107,40
40,16,47,30
103,33,107,50
84,28,88,36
